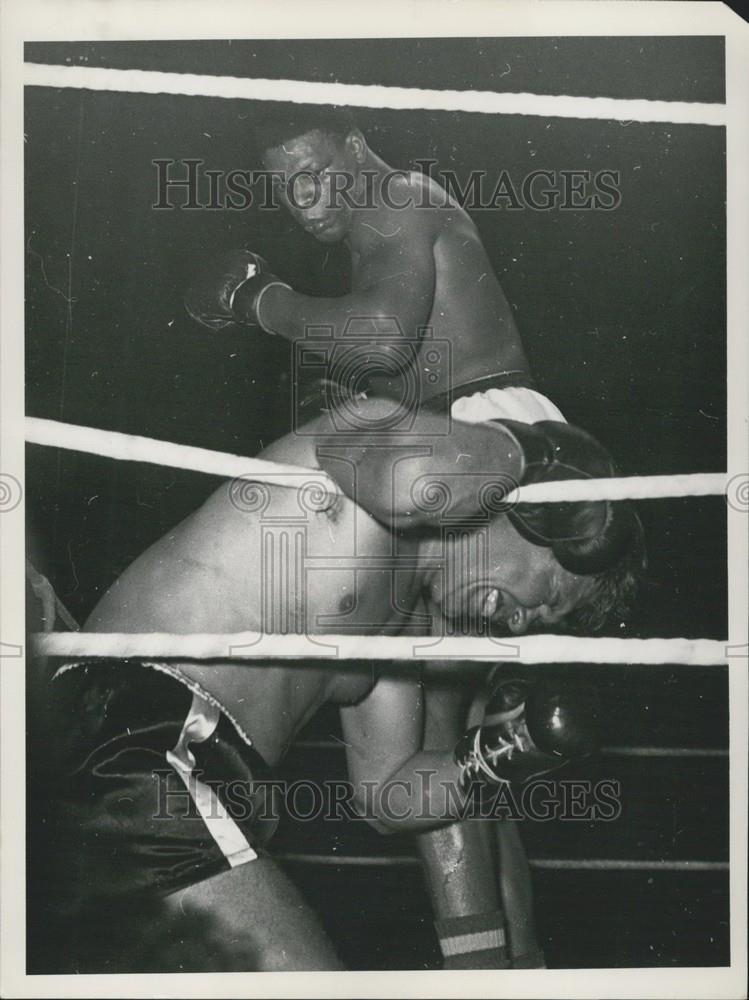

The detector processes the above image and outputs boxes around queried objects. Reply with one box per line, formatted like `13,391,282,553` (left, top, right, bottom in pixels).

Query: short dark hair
556,512,648,635
254,103,357,153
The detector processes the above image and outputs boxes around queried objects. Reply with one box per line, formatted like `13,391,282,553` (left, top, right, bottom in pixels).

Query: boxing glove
184,249,290,332
491,418,642,575
454,677,601,787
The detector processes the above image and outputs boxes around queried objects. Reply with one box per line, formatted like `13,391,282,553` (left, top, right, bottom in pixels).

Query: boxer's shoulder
394,170,472,232
354,171,442,251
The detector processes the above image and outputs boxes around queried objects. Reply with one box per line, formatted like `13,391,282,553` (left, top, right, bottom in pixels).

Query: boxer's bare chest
86,479,427,761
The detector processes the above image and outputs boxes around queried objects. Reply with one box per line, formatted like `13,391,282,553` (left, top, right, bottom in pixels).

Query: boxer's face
262,129,365,243
428,516,592,635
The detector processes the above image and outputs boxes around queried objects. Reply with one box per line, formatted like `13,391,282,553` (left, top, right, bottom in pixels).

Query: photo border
2,2,747,997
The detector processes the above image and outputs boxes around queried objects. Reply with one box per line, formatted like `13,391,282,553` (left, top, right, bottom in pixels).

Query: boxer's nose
290,172,319,209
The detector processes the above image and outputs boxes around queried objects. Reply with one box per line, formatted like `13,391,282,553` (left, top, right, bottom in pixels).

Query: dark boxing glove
184,249,290,332
454,677,600,787
490,419,641,575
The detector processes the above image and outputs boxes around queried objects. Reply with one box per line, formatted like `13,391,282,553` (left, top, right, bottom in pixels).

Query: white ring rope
24,63,726,127
25,416,335,493
25,417,727,505
33,632,728,665
507,473,724,504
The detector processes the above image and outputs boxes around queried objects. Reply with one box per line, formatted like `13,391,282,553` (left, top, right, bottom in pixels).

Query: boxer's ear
345,131,367,164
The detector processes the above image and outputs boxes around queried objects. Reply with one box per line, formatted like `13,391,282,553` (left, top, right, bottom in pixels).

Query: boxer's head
429,511,645,636
256,106,365,243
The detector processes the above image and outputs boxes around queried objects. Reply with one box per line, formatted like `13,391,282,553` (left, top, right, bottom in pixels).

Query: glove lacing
460,726,525,786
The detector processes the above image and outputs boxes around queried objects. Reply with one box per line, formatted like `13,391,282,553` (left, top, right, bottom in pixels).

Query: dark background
24,37,728,970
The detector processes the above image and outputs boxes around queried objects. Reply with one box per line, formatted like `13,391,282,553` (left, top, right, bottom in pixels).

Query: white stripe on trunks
166,692,258,867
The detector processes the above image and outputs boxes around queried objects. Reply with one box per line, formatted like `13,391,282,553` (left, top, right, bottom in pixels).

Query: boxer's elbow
350,783,399,835
359,811,398,837
351,767,429,835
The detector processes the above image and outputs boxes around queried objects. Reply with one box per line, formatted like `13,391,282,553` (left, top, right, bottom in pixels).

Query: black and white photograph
1,2,747,997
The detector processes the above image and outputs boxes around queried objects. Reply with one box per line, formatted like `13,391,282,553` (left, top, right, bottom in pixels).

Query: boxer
42,393,643,971
185,104,541,410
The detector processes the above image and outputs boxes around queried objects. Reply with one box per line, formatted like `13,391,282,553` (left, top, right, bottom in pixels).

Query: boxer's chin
312,217,347,243
313,227,345,244
487,620,513,638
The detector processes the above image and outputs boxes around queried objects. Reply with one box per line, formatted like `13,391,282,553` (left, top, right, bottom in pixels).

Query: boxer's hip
45,661,278,906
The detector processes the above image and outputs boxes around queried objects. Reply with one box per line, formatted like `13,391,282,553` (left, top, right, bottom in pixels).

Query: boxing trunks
425,370,567,425
298,367,566,427
46,661,278,907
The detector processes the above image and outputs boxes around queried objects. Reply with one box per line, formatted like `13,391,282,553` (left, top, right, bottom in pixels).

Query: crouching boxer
312,395,642,968
39,363,643,972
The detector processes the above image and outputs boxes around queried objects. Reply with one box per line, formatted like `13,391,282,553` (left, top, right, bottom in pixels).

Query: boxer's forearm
356,750,469,834
309,400,524,528
244,283,427,344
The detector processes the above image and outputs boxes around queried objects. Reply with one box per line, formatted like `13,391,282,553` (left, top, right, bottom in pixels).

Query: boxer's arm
239,230,436,345
311,405,631,574
341,670,468,834
309,398,524,530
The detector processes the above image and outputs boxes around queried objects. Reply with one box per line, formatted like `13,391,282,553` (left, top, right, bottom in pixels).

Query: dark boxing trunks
46,662,278,906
